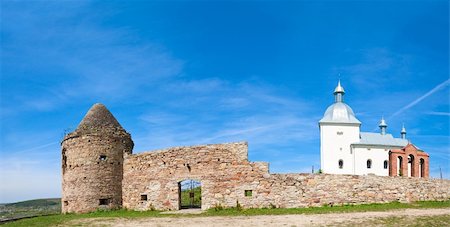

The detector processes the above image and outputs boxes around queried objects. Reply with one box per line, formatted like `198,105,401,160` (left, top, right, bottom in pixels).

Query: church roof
352,132,408,147
319,102,361,124
76,103,124,131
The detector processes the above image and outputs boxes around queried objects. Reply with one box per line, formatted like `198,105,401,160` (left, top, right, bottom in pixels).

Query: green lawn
204,200,450,216
3,200,450,227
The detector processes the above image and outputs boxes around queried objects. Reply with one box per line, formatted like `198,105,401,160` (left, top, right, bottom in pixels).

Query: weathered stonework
62,103,450,213
61,104,133,213
122,142,450,211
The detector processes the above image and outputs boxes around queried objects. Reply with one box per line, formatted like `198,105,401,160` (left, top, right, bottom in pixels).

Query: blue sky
1,0,448,203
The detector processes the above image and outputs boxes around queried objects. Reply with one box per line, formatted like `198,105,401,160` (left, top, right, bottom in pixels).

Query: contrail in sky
14,141,58,154
389,78,450,119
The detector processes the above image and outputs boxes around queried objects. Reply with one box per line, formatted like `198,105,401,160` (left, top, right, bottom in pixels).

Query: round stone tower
61,103,133,213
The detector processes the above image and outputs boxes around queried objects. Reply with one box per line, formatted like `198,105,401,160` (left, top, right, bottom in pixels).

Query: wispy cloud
2,2,184,115
334,48,413,91
425,111,450,116
389,79,450,119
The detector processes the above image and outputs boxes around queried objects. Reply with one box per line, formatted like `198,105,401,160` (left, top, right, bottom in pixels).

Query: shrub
235,200,242,211
213,203,224,211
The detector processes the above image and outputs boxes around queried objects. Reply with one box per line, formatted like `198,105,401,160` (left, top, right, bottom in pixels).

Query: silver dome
319,102,361,124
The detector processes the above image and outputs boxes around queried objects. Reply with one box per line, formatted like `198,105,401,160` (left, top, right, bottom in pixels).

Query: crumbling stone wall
122,142,268,210
122,142,450,211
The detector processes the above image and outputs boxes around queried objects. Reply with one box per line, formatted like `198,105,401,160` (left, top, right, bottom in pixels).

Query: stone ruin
61,103,450,213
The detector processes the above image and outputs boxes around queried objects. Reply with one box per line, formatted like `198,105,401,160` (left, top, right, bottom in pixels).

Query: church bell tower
319,81,361,174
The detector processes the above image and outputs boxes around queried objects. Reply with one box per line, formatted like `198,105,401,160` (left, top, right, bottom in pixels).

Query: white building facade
319,81,408,176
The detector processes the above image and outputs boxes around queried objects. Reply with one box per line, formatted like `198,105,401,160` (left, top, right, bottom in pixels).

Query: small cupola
379,116,387,135
401,124,407,139
319,80,361,125
333,80,345,103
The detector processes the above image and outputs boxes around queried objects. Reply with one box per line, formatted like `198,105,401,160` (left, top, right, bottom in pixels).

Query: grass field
3,200,450,226
204,200,450,216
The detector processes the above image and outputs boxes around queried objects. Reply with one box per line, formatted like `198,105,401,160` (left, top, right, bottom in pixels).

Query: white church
319,81,412,176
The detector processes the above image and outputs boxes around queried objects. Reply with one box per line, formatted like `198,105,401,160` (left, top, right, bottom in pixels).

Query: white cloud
2,1,185,115
389,79,450,119
425,111,450,117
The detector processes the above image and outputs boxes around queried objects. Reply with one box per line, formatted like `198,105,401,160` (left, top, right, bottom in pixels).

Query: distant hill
4,198,61,208
0,198,61,223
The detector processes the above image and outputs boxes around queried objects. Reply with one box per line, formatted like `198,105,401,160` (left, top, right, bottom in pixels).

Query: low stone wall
122,142,450,211
233,174,450,209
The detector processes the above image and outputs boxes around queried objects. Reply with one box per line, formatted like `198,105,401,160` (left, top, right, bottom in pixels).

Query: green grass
2,210,163,227
204,200,450,216
3,200,450,227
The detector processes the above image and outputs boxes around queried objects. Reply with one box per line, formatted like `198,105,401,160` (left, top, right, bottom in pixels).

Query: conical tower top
77,103,123,132
334,80,345,94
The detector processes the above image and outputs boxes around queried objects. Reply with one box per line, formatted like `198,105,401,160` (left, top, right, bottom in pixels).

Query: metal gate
179,179,201,209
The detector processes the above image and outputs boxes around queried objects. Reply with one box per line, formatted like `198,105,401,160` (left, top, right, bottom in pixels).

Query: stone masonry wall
122,142,450,211
62,131,133,213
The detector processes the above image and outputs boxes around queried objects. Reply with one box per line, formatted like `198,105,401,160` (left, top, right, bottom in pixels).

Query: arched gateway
178,179,201,209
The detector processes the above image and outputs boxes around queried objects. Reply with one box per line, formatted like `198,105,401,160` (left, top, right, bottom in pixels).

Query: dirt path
70,208,450,226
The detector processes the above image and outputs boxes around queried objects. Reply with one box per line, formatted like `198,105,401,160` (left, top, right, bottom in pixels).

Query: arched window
384,160,388,169
397,156,403,176
408,154,415,177
367,159,372,169
338,159,343,169
419,158,425,178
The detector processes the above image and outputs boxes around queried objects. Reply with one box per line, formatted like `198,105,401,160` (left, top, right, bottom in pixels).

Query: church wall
353,147,390,176
122,142,450,211
320,124,359,174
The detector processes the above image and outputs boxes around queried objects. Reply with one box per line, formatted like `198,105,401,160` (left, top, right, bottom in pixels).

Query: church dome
319,81,361,125
319,102,361,124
